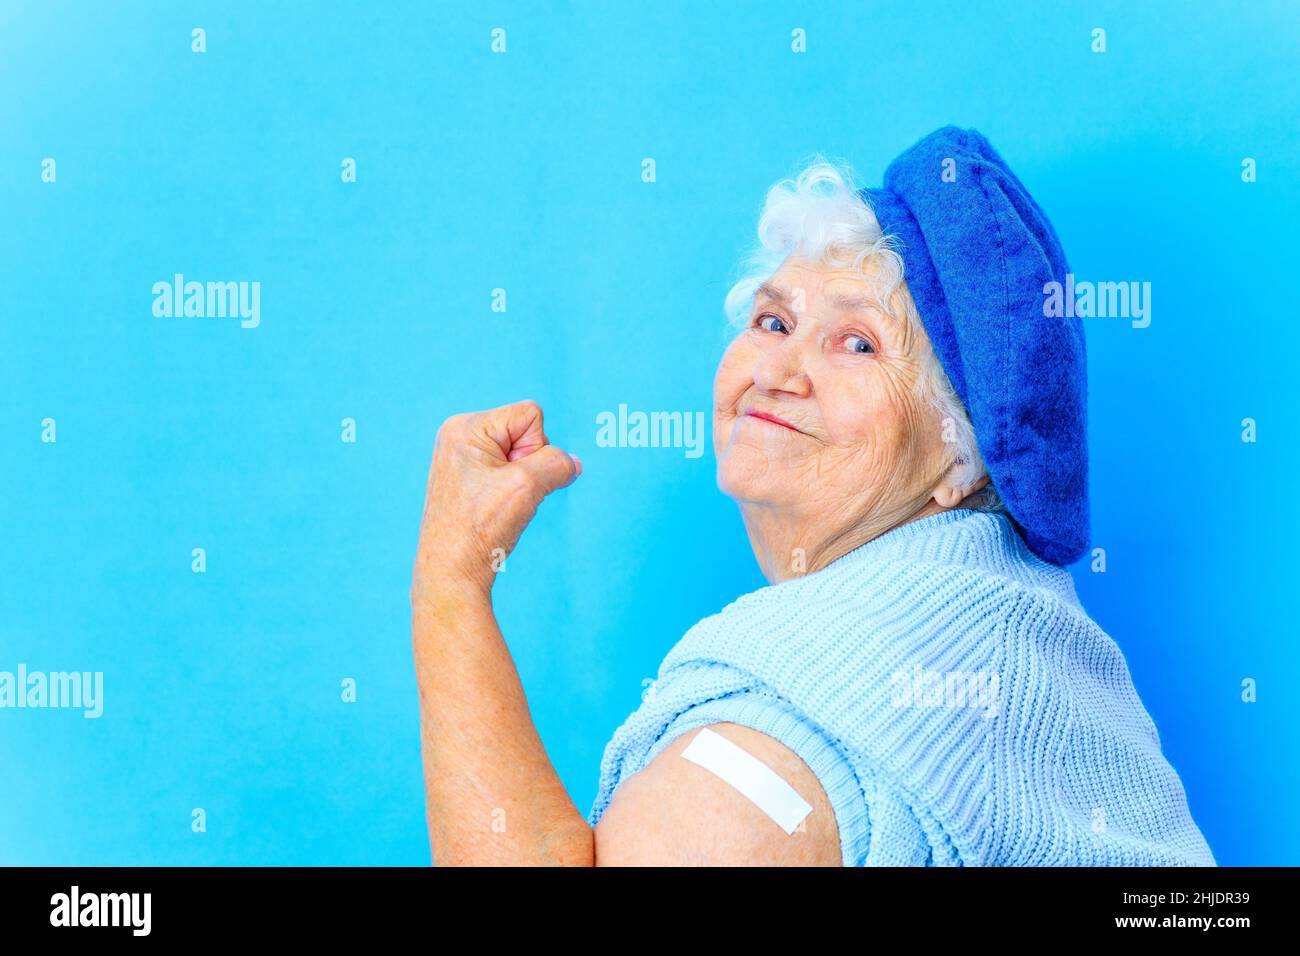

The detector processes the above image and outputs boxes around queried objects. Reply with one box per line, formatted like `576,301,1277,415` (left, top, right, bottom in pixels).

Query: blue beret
861,126,1089,566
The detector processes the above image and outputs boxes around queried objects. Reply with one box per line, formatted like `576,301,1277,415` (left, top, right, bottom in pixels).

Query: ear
931,466,991,510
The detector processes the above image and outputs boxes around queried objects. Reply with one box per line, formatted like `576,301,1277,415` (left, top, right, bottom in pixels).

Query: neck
740,496,965,584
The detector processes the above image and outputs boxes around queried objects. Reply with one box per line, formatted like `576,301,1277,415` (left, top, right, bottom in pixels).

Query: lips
744,408,802,433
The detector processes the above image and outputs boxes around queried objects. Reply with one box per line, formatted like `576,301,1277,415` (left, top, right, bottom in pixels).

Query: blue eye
757,314,788,334
846,335,875,354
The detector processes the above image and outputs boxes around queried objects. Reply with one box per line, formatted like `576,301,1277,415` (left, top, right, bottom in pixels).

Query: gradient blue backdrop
2,0,1296,865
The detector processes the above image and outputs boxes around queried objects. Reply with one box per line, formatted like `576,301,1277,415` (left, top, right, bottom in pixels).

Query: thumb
512,445,581,497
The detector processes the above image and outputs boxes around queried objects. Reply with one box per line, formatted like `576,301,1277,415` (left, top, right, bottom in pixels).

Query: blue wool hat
861,126,1089,566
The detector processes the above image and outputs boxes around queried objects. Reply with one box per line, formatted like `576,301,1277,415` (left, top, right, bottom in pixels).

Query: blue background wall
2,0,1296,865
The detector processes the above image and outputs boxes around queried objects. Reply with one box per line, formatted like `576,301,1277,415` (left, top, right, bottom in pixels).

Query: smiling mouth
744,409,802,433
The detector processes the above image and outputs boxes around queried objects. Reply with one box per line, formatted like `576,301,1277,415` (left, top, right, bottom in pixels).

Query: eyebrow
755,282,884,316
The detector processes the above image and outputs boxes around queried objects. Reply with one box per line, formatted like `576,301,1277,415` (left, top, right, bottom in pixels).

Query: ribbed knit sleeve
638,689,874,866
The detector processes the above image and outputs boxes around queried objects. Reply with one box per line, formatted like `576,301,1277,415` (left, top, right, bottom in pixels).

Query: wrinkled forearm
411,586,594,866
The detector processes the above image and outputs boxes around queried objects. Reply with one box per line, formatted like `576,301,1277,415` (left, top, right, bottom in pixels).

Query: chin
716,449,788,507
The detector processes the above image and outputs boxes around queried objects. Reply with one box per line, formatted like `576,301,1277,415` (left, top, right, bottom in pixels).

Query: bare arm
411,400,590,866
594,722,842,866
412,583,593,866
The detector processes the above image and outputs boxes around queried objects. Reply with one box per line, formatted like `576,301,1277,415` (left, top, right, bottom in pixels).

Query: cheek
713,336,753,401
818,376,881,446
821,371,930,464
713,337,754,423
711,346,736,452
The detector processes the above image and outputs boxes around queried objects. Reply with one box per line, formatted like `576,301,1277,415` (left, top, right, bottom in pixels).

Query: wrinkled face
713,254,953,527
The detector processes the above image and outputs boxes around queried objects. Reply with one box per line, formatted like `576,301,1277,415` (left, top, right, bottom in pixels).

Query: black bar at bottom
0,866,1288,941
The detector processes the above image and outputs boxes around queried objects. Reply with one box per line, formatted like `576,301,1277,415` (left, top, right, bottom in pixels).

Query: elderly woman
410,127,1215,866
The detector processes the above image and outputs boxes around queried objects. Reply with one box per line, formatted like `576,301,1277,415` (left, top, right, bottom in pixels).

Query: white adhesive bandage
680,727,813,834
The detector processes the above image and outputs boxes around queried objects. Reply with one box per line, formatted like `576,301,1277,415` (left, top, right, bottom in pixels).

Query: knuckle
438,411,476,440
507,466,540,496
543,446,570,471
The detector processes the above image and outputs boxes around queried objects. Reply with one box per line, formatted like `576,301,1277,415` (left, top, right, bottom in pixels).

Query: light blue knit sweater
588,508,1215,866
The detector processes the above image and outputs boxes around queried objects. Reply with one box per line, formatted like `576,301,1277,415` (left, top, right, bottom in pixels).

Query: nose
753,336,812,399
